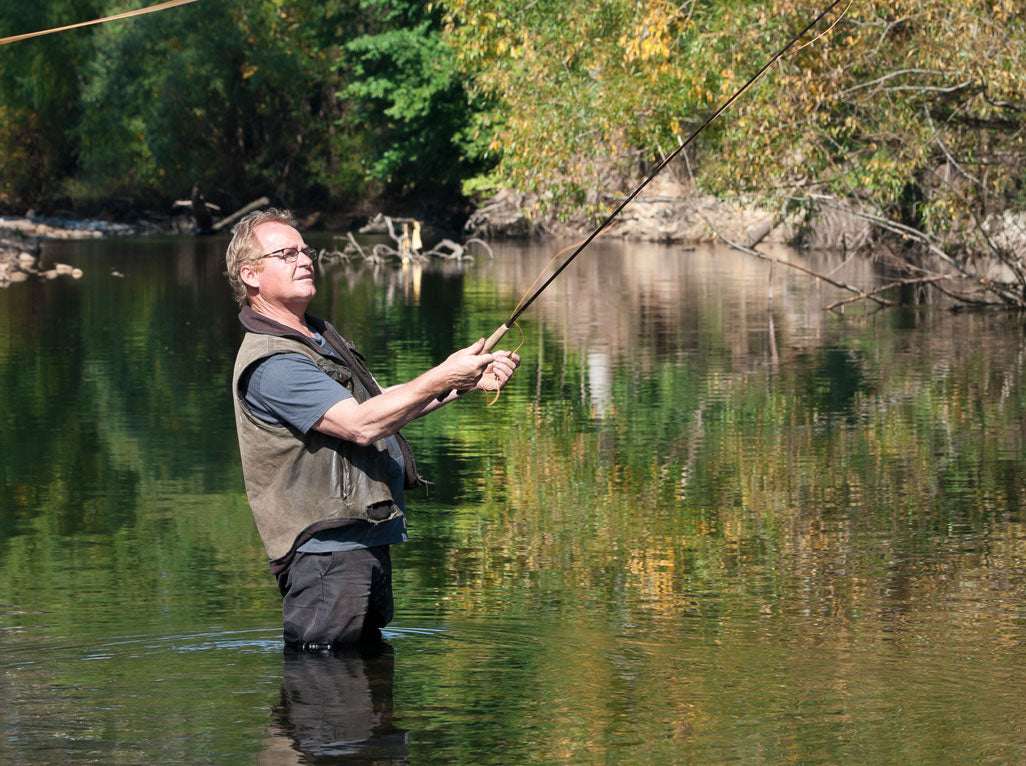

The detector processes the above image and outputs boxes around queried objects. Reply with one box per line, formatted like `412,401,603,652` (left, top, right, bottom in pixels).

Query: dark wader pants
275,545,394,648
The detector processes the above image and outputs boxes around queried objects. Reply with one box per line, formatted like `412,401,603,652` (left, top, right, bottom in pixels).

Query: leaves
342,13,482,190
0,0,1022,238
441,0,1026,238
0,0,472,210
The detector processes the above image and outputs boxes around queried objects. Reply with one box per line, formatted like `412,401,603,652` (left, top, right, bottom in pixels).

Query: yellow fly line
0,0,201,47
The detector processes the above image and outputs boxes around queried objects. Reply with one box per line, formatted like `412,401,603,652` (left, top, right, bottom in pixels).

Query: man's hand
438,338,497,392
475,349,521,393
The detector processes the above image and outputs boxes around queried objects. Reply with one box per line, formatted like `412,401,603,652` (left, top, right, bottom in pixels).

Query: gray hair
224,207,298,306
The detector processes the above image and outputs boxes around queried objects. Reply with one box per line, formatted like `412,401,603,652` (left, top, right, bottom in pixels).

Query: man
226,208,519,648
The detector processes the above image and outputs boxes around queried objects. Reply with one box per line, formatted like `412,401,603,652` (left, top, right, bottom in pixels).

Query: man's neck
247,298,314,337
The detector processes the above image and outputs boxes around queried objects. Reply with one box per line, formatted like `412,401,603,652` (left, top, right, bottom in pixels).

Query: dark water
3,234,1026,764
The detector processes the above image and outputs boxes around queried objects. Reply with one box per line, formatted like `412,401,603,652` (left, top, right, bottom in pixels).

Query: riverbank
0,215,143,286
5,189,1025,304
465,178,871,252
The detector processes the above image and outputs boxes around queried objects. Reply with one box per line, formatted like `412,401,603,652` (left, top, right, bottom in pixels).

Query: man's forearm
313,339,510,443
315,366,451,444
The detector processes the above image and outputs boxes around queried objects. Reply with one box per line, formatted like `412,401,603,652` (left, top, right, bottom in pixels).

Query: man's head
225,207,301,307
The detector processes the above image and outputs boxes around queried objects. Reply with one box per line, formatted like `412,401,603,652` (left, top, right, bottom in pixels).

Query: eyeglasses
258,246,315,264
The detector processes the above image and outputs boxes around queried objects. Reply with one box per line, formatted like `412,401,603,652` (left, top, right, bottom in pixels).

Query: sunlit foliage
442,0,1026,241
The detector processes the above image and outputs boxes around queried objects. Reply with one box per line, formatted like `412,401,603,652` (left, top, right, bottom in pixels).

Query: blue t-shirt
240,333,408,552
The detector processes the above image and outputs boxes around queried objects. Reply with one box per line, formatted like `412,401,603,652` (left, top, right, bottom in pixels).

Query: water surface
2,234,1026,764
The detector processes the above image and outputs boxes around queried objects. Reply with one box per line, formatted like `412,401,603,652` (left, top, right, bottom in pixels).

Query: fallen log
212,197,271,232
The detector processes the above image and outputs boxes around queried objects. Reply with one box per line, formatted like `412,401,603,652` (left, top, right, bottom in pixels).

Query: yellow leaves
445,0,1026,222
241,63,258,80
619,0,682,68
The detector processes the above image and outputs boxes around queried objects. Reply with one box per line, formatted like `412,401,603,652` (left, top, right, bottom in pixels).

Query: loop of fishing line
795,0,854,52
482,321,524,407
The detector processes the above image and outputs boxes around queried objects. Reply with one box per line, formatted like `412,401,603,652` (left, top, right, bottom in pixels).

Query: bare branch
800,195,1025,306
824,275,951,311
464,238,495,259
343,232,366,258
699,211,895,307
834,69,962,99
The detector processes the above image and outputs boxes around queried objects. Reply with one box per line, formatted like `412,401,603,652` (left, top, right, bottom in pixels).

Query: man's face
245,222,316,308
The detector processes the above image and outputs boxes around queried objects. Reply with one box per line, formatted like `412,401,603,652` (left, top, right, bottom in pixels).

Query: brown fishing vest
232,308,423,573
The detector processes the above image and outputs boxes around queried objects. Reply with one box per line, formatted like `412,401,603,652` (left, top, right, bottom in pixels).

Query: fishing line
795,0,854,52
481,0,851,358
0,0,201,47
510,227,617,318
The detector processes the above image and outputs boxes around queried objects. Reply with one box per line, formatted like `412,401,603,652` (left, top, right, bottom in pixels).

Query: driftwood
423,237,494,261
172,192,269,235
212,196,271,232
359,212,418,236
345,215,493,264
171,185,221,234
303,214,500,268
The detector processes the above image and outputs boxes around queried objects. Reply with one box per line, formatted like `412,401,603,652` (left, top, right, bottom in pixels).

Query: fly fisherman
226,208,520,648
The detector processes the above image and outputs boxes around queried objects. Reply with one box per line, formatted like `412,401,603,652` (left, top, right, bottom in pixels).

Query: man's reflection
268,641,409,763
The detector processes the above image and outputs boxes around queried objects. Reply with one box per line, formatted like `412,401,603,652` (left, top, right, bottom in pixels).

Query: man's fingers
492,349,522,367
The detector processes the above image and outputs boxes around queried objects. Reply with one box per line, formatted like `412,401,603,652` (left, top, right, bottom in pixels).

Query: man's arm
312,339,514,445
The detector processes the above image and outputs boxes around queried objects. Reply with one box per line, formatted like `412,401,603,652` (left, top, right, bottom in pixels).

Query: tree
0,1,101,206
71,0,368,209
339,0,489,207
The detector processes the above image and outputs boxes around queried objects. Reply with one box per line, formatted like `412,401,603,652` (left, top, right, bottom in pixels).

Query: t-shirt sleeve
241,353,353,434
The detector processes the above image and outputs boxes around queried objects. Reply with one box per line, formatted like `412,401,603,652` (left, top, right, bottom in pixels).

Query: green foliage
339,0,487,196
71,0,363,207
0,0,483,211
0,1,101,204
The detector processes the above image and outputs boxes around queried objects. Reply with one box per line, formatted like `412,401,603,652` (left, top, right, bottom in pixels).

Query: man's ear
239,262,261,290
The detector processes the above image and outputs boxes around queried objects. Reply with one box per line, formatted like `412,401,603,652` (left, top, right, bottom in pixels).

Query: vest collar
238,306,337,358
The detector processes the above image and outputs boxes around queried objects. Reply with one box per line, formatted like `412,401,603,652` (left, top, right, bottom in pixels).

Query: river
2,233,1026,764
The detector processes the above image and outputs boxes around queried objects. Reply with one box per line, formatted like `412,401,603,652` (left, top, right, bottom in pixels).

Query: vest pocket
331,449,351,500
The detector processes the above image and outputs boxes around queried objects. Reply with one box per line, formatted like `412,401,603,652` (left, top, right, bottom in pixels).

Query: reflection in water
266,643,409,764
586,350,612,417
5,236,1026,764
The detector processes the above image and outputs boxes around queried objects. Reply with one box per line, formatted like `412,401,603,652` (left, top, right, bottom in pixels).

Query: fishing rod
476,0,849,354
